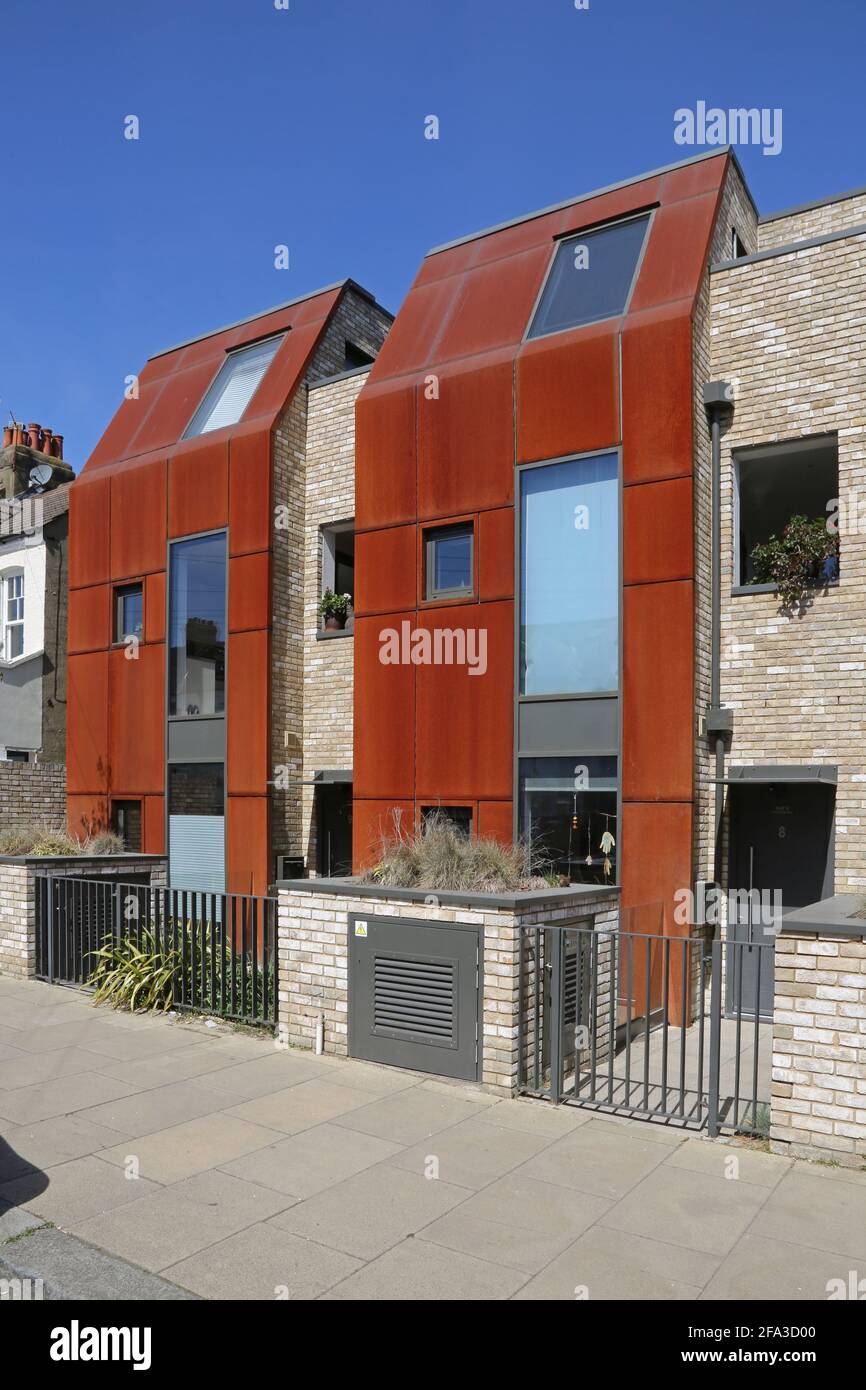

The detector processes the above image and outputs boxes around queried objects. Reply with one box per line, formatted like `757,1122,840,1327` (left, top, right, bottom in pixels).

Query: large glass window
520,453,618,695
169,532,226,717
183,335,284,438
168,763,225,893
527,215,649,340
519,756,617,885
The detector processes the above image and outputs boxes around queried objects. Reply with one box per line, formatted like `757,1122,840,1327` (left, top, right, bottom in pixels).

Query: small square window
112,799,142,852
735,434,839,588
320,522,355,631
4,749,29,763
425,523,474,601
114,583,143,643
183,334,285,439
344,341,374,370
731,227,748,259
527,214,650,340
422,806,472,837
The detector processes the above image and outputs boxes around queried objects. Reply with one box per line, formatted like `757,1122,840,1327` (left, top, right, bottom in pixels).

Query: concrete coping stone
781,893,866,940
273,876,619,912
0,854,166,866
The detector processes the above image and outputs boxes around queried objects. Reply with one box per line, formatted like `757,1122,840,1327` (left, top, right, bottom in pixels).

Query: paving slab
269,1164,472,1260
194,1050,328,1100
666,1135,791,1189
76,1079,233,1138
748,1166,866,1261
453,1171,611,1240
70,1169,295,1272
386,1116,551,1190
0,1153,162,1225
97,1111,280,1184
0,1046,127,1092
226,1078,375,1134
700,1230,862,1301
514,1224,714,1300
600,1162,771,1257
322,1235,526,1301
0,1113,136,1176
0,1071,137,1125
518,1117,676,1200
418,1208,580,1275
330,1085,489,1146
164,1220,362,1299
218,1123,404,1199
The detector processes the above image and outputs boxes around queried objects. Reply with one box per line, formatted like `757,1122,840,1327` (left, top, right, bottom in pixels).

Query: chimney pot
41,428,53,454
28,422,41,449
53,434,64,458
2,426,12,448
13,425,24,446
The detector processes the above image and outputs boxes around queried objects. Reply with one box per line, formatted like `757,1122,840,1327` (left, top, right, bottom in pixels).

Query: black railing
519,920,773,1138
35,876,277,1028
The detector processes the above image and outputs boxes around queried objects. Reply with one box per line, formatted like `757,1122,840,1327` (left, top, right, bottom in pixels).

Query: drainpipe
703,382,734,891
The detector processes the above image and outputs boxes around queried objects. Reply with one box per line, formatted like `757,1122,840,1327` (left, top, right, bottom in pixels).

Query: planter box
0,854,167,981
275,877,619,1094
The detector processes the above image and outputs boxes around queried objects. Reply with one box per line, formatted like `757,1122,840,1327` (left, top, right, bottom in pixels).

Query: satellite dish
28,462,53,490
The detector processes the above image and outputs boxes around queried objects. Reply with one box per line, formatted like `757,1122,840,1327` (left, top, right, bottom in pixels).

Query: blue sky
1,0,863,466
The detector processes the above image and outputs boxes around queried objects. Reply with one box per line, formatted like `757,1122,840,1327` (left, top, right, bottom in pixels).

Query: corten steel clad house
351,146,866,1018
66,281,390,896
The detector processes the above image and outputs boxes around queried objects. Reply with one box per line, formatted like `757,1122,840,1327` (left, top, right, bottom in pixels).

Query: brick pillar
772,928,866,1167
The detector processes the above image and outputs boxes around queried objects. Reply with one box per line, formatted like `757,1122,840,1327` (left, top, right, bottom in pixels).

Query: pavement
1,972,864,1301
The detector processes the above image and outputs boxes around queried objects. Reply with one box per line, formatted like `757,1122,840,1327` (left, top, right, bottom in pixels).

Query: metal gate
348,912,481,1081
519,922,773,1137
35,875,278,1027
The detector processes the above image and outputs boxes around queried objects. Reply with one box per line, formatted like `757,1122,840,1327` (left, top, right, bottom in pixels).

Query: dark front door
317,784,353,877
727,781,835,1018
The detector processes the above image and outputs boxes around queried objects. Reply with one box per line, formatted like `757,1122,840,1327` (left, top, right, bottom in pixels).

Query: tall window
425,523,474,600
520,453,618,695
114,582,143,643
527,215,649,340
183,335,285,438
3,572,24,659
169,532,226,717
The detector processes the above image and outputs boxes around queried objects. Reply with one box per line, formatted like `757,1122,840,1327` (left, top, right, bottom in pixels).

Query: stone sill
731,581,840,598
316,628,353,641
0,853,165,866
780,892,866,940
273,875,619,912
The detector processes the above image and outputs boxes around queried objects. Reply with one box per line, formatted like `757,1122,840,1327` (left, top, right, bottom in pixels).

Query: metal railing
35,876,277,1028
519,921,773,1138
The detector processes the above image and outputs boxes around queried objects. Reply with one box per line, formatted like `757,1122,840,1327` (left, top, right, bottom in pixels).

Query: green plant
318,588,352,620
361,813,551,893
28,828,78,856
89,929,179,1013
750,514,839,609
0,820,125,856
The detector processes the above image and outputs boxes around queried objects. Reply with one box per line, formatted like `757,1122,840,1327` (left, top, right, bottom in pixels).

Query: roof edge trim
759,182,866,225
425,147,748,258
150,279,392,361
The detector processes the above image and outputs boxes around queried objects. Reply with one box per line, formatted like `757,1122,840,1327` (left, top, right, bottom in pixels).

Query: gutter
703,381,734,886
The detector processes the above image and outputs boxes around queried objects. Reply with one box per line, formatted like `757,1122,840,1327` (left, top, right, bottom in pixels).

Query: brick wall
0,761,66,830
276,885,617,1093
0,853,166,979
709,225,866,892
758,193,866,251
772,928,866,1165
301,371,366,870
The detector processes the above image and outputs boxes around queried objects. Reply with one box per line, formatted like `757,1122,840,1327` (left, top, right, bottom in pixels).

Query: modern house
66,281,391,895
351,147,866,1007
67,147,866,985
0,423,72,805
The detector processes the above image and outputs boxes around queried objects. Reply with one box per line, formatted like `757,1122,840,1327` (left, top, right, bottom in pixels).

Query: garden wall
276,879,619,1094
772,902,866,1167
0,854,167,980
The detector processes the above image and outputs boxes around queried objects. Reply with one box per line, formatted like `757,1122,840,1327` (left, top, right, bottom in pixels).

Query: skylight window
527,214,650,340
183,334,285,438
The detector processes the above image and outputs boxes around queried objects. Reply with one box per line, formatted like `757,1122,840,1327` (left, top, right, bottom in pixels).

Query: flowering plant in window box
319,589,352,631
